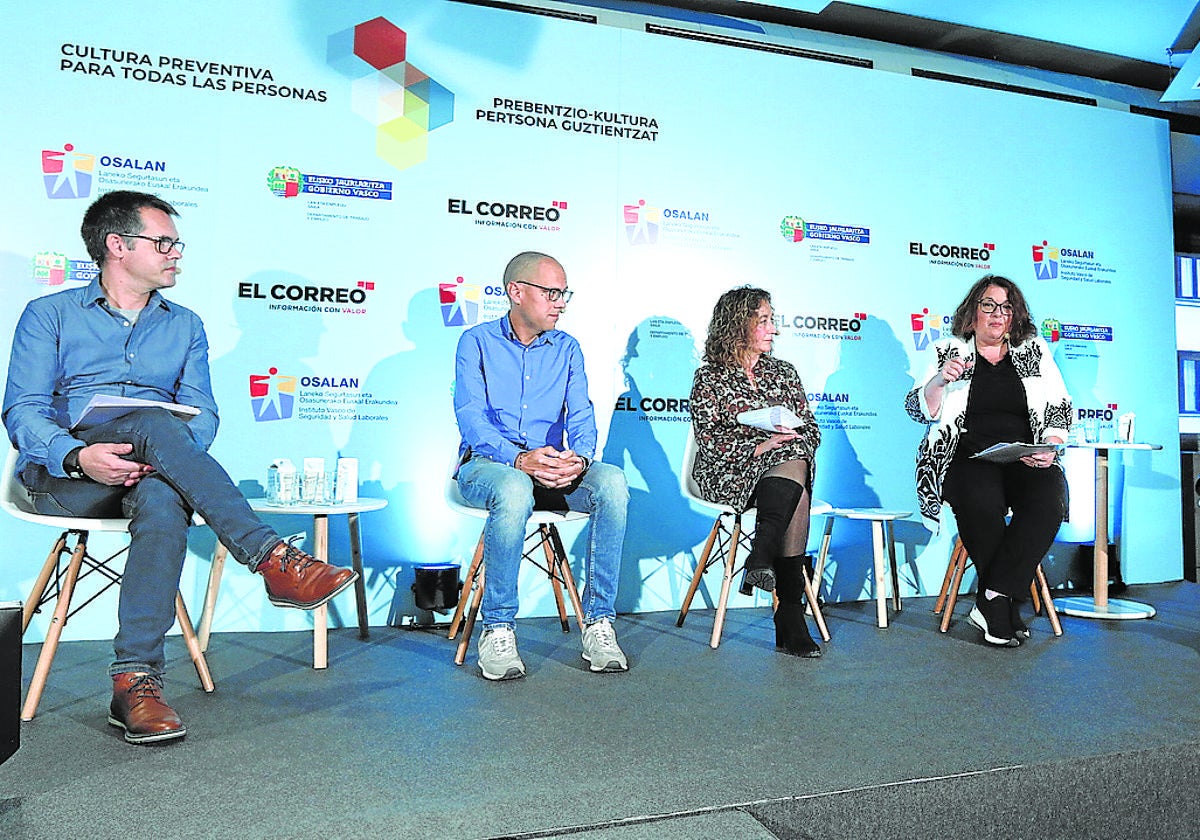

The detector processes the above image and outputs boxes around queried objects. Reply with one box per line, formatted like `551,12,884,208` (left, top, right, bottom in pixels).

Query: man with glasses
454,251,630,680
3,190,357,743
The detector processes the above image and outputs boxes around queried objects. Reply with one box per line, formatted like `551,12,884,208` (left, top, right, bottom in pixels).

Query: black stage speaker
0,601,20,766
1067,543,1125,594
412,564,461,613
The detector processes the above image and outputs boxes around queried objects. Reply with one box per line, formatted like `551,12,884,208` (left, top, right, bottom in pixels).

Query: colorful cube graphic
354,17,406,70
328,18,453,172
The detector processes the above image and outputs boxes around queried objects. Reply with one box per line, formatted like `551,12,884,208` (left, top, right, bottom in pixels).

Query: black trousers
942,456,1067,598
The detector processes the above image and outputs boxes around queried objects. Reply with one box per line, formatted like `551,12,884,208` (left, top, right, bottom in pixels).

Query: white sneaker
477,626,526,681
581,618,628,672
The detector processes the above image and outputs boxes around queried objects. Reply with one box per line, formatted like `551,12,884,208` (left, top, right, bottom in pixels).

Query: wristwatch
63,447,86,480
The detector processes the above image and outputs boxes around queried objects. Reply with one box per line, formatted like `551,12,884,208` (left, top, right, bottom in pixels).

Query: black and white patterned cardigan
903,334,1073,531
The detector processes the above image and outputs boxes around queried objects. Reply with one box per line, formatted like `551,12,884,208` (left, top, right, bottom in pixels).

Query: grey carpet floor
2,582,1198,839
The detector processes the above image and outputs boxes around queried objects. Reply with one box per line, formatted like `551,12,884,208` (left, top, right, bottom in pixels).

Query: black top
956,352,1033,458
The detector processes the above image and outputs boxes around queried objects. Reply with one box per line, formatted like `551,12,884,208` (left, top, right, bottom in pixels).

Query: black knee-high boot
740,477,804,595
774,555,821,658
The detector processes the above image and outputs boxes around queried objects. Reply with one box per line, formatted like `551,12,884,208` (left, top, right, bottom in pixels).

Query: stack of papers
969,442,1057,463
736,405,803,432
70,395,200,431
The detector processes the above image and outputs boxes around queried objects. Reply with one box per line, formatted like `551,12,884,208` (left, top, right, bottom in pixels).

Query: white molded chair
675,431,832,649
2,445,213,720
444,454,588,666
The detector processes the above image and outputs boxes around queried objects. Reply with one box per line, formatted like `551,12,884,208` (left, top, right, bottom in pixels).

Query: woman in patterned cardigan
689,287,822,657
905,275,1072,647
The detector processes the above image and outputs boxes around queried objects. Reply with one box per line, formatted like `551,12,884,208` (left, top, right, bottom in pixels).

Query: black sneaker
968,594,1021,647
1010,599,1031,639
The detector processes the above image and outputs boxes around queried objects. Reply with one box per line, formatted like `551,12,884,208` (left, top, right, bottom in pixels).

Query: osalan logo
911,307,953,350
41,143,167,200
249,368,298,422
1032,240,1060,280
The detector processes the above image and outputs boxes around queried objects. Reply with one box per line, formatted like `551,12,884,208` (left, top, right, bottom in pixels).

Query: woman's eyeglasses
978,298,1013,316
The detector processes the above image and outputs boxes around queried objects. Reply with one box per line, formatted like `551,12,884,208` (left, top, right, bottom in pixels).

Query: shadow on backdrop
813,315,926,602
342,287,462,623
583,317,711,614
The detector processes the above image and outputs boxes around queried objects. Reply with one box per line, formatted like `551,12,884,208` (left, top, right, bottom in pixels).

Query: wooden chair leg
805,517,835,620
709,517,741,649
801,566,831,642
455,565,485,666
545,524,585,632
1034,563,1063,636
940,543,970,633
22,532,88,721
23,532,67,633
175,593,215,692
197,541,228,653
933,538,965,615
311,516,330,670
540,525,571,633
813,517,835,590
448,535,484,641
677,518,720,627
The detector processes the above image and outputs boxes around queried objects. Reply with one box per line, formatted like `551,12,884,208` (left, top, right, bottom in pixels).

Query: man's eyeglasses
978,298,1013,316
515,280,573,303
114,233,186,255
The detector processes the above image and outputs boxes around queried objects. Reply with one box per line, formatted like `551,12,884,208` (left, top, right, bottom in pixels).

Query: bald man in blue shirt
454,252,630,680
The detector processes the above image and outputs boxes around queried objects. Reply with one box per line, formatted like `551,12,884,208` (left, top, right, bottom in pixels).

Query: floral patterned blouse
689,354,821,512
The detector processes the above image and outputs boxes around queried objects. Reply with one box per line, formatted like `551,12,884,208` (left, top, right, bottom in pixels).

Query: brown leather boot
257,540,357,609
108,672,186,744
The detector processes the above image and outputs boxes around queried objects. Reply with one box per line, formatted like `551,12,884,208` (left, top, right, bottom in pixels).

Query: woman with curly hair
689,286,822,657
905,274,1072,647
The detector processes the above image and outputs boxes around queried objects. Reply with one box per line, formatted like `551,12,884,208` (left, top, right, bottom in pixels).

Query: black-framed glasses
114,233,185,255
515,280,572,303
978,298,1013,316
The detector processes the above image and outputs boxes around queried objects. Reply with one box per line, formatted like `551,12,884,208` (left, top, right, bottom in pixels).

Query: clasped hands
77,442,154,486
515,446,587,489
753,425,799,458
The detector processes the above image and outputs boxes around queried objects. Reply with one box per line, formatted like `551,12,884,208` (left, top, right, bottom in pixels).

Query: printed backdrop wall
0,0,1182,642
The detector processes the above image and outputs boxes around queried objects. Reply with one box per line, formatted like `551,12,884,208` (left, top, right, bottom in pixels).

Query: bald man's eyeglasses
514,280,573,303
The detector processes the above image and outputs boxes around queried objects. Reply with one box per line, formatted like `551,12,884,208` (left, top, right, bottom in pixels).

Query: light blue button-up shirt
453,315,597,466
3,278,219,477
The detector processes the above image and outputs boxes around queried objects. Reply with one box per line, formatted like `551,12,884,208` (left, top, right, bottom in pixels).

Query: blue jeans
21,408,281,676
456,455,628,629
